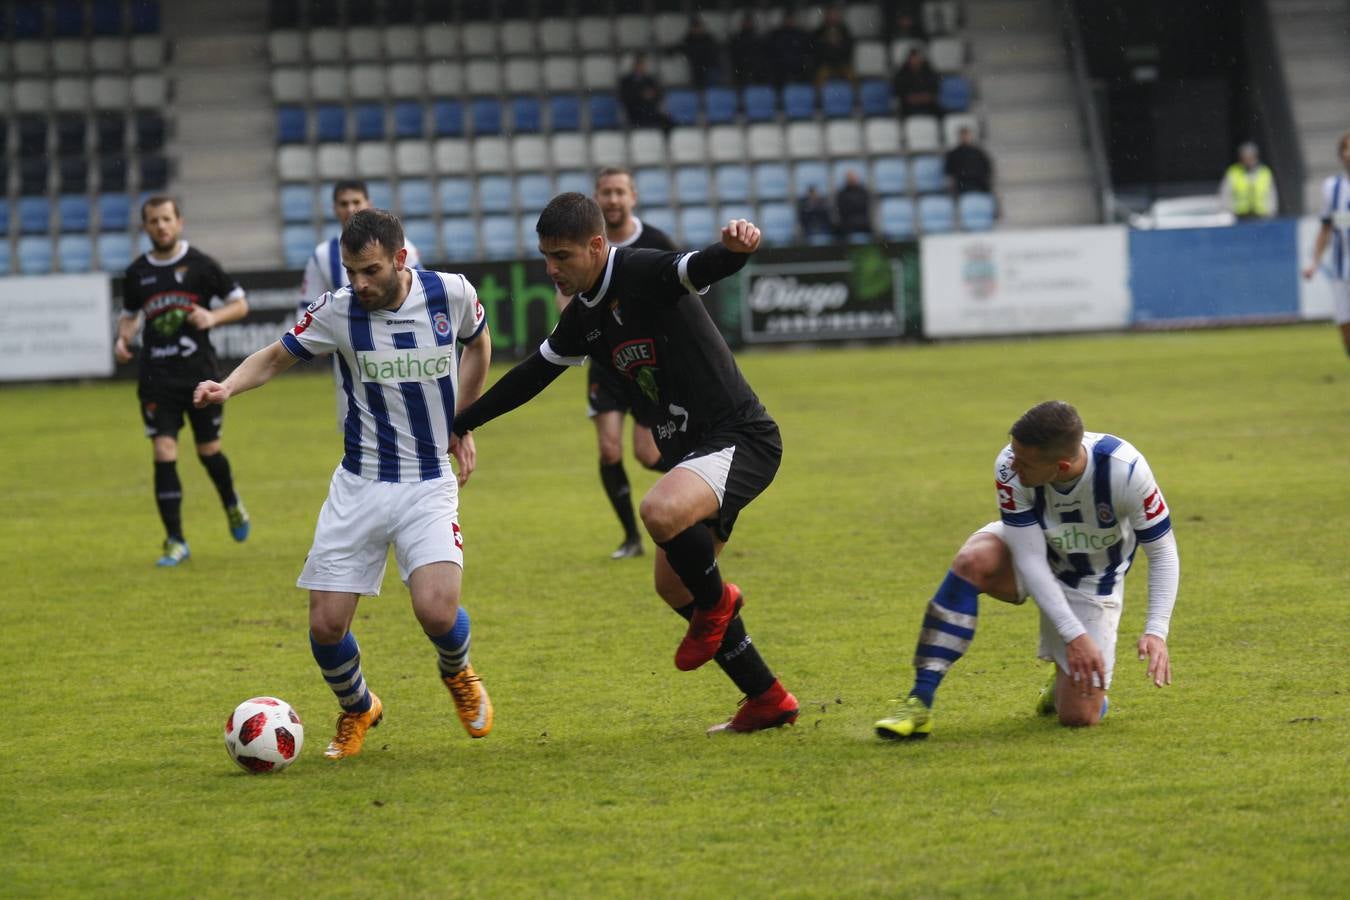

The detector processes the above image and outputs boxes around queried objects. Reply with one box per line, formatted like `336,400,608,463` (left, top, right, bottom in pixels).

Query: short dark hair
1010,401,1084,458
536,193,604,244
141,195,180,220
595,166,633,186
341,208,404,257
332,180,369,202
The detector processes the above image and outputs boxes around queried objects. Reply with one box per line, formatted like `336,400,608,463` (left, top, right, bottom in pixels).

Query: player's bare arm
194,340,297,407
1303,222,1333,280
1137,634,1171,687
113,312,141,363
186,294,250,331
450,327,492,486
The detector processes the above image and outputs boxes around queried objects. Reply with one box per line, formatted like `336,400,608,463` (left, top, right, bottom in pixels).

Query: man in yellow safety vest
1220,142,1278,221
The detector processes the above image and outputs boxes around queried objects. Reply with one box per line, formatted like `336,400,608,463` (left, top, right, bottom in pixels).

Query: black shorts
587,361,633,417
138,376,223,443
676,420,783,542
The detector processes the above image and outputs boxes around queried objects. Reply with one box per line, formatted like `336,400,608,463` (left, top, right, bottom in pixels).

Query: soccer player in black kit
453,193,798,733
115,196,251,566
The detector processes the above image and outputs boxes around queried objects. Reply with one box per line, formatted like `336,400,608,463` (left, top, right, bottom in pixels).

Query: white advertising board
0,274,114,381
921,226,1130,338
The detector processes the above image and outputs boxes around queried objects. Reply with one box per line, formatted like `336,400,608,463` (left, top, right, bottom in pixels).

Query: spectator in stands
771,10,815,85
813,5,856,86
890,1,927,39
680,15,723,90
893,47,941,118
1220,141,1278,221
619,53,674,131
797,185,835,242
835,171,874,241
728,14,771,86
944,126,994,196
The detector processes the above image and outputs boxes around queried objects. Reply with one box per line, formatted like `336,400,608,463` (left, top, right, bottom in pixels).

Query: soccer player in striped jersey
1301,129,1350,357
195,209,493,760
875,401,1180,739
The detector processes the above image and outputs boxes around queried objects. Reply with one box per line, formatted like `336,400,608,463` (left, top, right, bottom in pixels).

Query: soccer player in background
298,180,422,315
114,196,251,567
453,194,799,733
875,401,1179,739
194,209,494,760
556,167,679,560
1301,129,1350,357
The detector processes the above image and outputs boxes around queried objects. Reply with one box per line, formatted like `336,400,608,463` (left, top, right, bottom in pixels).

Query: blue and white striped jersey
1319,173,1350,281
298,236,422,316
281,269,486,483
995,433,1172,600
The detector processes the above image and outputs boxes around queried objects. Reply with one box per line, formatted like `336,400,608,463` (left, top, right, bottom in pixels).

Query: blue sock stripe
310,631,360,669
916,643,964,663
428,608,471,652
921,614,975,641
909,570,981,710
911,668,945,707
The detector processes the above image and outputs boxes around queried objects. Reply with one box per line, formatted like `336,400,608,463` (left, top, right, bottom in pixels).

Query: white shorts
298,466,464,596
976,520,1123,688
1332,280,1350,325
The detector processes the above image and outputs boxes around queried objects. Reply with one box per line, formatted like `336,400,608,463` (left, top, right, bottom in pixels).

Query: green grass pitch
2,324,1347,896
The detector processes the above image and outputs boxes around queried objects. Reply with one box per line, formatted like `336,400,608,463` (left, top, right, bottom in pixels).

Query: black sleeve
204,257,242,303
685,243,750,291
453,351,567,436
121,267,143,312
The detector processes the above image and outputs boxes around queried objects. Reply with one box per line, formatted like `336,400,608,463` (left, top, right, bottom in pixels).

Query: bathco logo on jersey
355,347,456,384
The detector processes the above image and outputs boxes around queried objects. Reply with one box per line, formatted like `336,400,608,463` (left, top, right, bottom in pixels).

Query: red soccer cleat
707,680,800,734
675,582,744,671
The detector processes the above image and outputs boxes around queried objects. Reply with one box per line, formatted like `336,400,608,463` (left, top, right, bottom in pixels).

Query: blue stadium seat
549,95,582,132
19,198,50,235
441,218,477,261
13,2,45,38
135,112,166,152
919,195,956,233
277,107,307,144
58,196,91,233
742,86,777,122
704,88,738,125
791,160,829,197
911,155,945,194
478,176,513,213
782,83,816,120
759,202,796,246
555,170,591,195
140,155,169,190
714,164,752,203
753,162,790,201
860,79,892,117
679,206,715,245
403,219,438,257
354,104,385,141
59,158,89,194
642,206,676,237
939,75,972,113
831,158,868,189
471,98,503,135
57,115,87,155
54,0,84,36
366,180,393,210
432,100,465,137
872,157,909,195
18,117,47,157
667,89,700,126
517,174,552,211
634,168,670,207
439,177,472,215
511,97,542,134
821,80,854,118
97,233,133,271
879,197,916,239
517,215,538,256
283,225,316,268
398,178,434,218
18,237,54,275
98,194,130,231
0,240,10,275
130,0,160,33
315,105,346,143
716,203,754,225
481,215,518,259
92,0,122,35
588,95,620,130
393,102,424,139
97,113,126,154
57,235,94,272
674,167,711,205
0,200,9,234
280,185,313,223
98,157,127,193
958,192,996,231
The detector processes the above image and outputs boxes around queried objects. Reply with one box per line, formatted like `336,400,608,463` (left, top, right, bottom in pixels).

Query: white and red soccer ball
224,697,304,774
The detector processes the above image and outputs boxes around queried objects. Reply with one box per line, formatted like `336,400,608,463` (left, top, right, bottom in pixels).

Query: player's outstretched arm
720,218,762,254
187,294,250,331
452,350,567,437
194,340,297,407
1303,222,1332,280
1138,529,1179,687
683,219,762,292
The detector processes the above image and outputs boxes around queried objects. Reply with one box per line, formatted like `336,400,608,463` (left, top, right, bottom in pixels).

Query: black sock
599,461,639,541
199,452,237,508
658,525,723,608
674,603,776,697
154,461,184,541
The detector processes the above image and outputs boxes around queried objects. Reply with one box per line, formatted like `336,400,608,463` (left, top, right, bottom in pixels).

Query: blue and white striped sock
428,607,471,678
310,631,372,714
909,571,980,708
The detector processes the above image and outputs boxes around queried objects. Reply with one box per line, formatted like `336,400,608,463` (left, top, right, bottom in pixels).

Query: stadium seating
919,195,956,233
958,192,996,231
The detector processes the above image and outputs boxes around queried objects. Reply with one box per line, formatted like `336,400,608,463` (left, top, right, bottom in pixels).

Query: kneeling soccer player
875,400,1179,739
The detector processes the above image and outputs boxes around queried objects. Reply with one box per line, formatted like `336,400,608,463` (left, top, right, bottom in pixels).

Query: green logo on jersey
151,307,187,337
635,367,660,404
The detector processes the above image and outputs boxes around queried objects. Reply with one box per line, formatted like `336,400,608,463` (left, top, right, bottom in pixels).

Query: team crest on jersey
174,266,188,284
1096,502,1114,526
610,298,624,325
433,311,451,338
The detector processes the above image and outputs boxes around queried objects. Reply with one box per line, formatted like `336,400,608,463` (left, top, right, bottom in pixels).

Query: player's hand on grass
1137,634,1171,687
721,219,762,254
1065,633,1106,696
193,380,230,408
186,307,216,330
114,336,134,364
450,432,475,486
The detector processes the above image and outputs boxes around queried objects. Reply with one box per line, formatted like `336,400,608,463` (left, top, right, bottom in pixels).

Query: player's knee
598,441,622,465
1057,700,1103,728
638,493,679,541
951,542,1001,591
308,614,348,645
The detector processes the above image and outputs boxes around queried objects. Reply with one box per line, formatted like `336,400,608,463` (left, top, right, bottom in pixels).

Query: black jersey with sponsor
122,243,241,383
548,245,772,462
